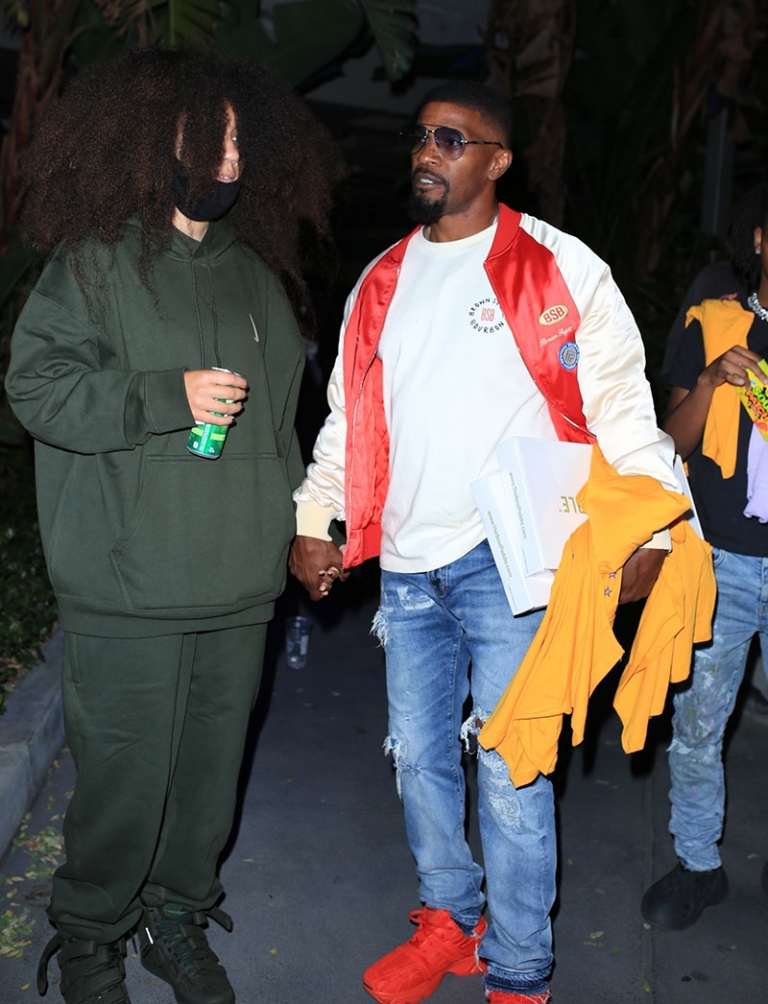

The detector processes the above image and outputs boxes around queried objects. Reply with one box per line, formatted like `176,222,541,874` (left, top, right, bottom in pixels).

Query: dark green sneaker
138,904,234,1004
37,932,130,1003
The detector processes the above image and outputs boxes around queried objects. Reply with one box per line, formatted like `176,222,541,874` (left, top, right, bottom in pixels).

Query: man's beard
407,189,448,225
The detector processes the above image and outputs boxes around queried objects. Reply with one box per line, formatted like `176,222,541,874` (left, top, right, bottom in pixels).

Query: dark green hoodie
6,219,306,636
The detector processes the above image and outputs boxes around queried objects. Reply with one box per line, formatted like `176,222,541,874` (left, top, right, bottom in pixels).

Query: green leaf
358,0,416,82
0,1,29,29
215,0,365,88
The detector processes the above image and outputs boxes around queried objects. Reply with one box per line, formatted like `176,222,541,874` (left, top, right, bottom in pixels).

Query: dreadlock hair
20,46,345,324
414,80,513,148
726,180,768,292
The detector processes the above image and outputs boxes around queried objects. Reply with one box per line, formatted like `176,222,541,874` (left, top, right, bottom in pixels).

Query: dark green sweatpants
50,623,267,942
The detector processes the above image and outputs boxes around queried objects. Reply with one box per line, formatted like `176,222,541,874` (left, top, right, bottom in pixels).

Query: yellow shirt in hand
687,298,754,479
479,447,716,787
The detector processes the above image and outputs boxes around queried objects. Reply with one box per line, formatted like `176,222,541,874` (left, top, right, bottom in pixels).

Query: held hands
289,535,349,601
184,369,248,425
618,547,666,604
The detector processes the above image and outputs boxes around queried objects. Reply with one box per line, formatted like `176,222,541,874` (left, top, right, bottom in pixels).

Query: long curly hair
726,180,768,292
20,46,345,321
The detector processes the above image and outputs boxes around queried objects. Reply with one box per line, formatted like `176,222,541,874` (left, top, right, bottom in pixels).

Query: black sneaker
138,904,234,1004
37,932,130,1003
641,862,728,929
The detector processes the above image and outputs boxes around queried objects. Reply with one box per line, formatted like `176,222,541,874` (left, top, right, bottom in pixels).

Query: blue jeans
374,541,553,996
669,547,768,871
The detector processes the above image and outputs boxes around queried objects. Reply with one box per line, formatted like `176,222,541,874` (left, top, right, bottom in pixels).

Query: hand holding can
185,367,246,459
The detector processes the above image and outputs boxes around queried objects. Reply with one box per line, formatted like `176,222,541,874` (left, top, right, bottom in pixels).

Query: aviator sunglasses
399,124,504,160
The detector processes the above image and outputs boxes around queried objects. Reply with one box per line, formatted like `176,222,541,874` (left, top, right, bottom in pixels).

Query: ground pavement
0,571,765,1004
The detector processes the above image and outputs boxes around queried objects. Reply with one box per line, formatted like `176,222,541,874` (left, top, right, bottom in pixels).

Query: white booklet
495,438,592,576
471,471,554,615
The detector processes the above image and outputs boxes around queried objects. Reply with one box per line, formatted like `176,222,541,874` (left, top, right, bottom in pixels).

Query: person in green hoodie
5,47,343,1004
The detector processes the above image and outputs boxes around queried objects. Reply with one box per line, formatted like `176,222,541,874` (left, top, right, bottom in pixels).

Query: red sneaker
486,991,552,1004
363,907,486,1004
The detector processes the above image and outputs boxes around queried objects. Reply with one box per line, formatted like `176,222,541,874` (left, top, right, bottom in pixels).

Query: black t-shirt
661,260,748,385
667,279,768,556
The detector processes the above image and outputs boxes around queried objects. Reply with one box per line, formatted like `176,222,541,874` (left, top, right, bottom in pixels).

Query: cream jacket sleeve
292,284,357,540
522,216,679,493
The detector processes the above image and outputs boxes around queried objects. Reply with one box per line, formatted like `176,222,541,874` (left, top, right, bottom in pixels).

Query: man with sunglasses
290,81,678,1004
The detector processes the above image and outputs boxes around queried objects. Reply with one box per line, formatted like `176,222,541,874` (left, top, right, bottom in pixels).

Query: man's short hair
415,81,513,148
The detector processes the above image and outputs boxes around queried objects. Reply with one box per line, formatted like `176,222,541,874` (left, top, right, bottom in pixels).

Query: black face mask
173,160,241,222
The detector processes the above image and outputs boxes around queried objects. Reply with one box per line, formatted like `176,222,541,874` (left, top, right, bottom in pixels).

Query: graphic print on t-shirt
469,297,507,334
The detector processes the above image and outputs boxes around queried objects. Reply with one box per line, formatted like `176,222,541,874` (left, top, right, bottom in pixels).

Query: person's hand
184,369,248,425
699,345,762,390
618,546,666,604
289,535,349,601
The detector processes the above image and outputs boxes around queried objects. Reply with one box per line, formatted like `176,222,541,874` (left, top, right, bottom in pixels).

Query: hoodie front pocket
110,454,294,613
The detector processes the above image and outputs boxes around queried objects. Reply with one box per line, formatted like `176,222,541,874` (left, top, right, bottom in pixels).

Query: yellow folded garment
687,299,753,479
479,447,716,787
614,520,715,752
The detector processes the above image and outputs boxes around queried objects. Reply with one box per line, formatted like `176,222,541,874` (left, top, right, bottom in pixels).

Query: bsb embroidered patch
538,304,569,325
558,341,579,370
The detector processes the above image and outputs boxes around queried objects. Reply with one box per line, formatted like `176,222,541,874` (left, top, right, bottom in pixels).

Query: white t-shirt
293,210,678,568
377,221,556,573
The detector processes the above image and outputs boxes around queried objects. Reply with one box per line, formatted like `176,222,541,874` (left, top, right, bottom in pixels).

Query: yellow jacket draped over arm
479,447,716,787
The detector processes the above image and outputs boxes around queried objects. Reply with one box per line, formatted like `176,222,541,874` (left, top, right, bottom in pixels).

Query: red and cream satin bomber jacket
294,204,677,569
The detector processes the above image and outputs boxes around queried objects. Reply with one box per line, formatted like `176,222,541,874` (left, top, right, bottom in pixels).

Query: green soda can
187,367,238,459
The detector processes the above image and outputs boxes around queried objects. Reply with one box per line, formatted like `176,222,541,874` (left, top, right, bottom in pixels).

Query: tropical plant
482,0,767,405
227,0,417,87
0,0,83,259
0,0,416,255
483,0,766,275
484,0,576,228
563,0,766,285
0,0,418,424
563,0,766,397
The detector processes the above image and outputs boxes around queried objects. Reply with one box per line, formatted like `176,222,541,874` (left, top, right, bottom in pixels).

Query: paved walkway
0,575,766,1003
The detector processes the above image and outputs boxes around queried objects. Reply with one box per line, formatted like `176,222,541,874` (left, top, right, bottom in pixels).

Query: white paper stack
495,438,592,576
471,471,554,615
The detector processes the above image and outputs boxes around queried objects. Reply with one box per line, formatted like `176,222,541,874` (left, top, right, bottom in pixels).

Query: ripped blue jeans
374,541,553,995
669,546,768,872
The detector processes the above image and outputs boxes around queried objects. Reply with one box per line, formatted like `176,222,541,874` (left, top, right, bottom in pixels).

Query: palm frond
357,0,417,82
93,0,220,47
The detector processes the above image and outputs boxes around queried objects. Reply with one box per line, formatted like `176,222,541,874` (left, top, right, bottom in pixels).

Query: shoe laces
406,907,476,948
144,906,232,976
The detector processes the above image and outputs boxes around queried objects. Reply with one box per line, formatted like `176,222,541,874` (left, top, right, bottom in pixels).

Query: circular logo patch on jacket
558,341,579,370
